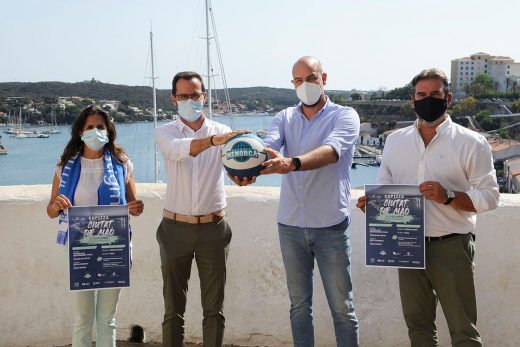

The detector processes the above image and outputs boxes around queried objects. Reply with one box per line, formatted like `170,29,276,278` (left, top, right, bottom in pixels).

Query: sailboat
149,29,160,183
3,108,46,138
202,0,234,129
45,109,62,134
148,1,234,183
256,116,269,138
4,109,28,135
0,135,7,155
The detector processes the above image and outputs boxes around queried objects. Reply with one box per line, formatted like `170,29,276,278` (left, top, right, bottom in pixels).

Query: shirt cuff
177,138,192,159
465,188,499,213
323,139,341,159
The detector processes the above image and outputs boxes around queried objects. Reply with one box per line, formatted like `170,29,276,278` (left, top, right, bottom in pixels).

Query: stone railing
0,185,519,347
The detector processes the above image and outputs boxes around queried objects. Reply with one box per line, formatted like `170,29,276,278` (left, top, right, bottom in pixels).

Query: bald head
292,56,323,75
291,56,327,90
291,56,327,107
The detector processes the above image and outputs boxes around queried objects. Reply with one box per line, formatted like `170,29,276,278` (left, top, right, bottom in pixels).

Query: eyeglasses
175,92,204,101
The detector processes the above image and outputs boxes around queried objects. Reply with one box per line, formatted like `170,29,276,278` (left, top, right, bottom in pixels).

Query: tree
474,73,493,88
468,73,494,97
80,98,94,107
511,98,520,113
479,117,499,131
506,77,511,95
497,129,509,139
112,114,126,123
512,80,519,95
350,93,362,101
378,87,387,99
475,110,491,122
464,84,472,96
400,101,416,119
385,83,414,100
65,105,82,117
493,81,499,96
330,94,347,105
452,97,477,117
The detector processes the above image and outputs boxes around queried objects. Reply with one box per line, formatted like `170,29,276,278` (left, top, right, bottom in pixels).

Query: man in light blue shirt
261,56,360,347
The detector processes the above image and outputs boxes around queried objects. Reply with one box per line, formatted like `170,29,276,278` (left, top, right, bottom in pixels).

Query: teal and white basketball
222,134,268,179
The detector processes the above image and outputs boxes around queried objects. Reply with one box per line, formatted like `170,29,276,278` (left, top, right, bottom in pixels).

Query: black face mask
414,96,448,123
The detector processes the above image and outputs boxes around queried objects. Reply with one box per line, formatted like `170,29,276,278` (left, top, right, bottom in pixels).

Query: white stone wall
1,184,519,347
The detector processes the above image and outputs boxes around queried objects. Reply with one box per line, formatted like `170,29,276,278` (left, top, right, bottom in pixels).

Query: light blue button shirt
263,98,360,228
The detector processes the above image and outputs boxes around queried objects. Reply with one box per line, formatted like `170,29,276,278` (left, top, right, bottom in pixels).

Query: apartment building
450,52,520,97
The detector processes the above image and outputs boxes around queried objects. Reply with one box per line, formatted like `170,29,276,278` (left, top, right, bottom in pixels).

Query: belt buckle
165,210,224,224
193,214,210,224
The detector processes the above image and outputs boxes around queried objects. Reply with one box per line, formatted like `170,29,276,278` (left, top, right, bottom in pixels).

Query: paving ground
56,341,249,347
116,343,247,347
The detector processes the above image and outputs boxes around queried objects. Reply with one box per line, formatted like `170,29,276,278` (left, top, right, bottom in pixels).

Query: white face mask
177,99,204,122
296,81,323,106
81,128,109,151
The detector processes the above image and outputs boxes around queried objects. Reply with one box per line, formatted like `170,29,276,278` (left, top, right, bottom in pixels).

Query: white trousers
71,288,121,347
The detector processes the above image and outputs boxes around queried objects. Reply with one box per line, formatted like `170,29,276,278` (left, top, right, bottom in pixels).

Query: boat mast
150,29,159,183
205,0,212,118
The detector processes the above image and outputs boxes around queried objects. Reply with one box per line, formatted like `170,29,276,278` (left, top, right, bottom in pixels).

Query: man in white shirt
357,68,499,346
155,71,247,347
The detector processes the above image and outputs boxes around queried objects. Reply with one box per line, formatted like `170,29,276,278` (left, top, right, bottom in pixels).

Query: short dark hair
171,71,206,95
411,68,450,95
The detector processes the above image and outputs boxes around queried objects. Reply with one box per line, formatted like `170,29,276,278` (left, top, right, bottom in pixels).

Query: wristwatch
444,189,455,205
291,157,301,171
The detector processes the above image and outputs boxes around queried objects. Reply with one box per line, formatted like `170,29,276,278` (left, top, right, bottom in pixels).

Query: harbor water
0,115,379,187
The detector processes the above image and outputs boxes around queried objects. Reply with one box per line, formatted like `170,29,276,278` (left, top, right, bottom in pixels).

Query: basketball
222,134,268,179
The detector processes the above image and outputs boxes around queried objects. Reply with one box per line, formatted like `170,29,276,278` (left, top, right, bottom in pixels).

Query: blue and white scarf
56,148,126,244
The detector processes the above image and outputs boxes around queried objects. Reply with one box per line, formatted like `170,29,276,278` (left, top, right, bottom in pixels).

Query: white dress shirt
155,117,231,215
377,116,499,236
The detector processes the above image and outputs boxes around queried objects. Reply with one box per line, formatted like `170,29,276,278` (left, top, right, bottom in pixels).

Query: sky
2,0,520,92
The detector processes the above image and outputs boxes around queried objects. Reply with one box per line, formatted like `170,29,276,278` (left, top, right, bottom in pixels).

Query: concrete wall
0,184,519,347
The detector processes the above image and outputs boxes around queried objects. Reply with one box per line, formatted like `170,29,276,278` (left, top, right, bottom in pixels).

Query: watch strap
292,157,301,171
443,190,455,205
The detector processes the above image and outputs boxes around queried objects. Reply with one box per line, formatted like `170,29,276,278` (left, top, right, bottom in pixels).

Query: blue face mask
177,99,204,122
81,128,109,151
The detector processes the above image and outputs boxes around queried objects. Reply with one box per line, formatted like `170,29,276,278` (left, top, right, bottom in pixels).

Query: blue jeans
278,218,359,347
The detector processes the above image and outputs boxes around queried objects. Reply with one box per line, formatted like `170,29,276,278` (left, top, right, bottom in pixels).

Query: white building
450,52,520,97
360,122,378,136
99,99,121,109
503,157,520,193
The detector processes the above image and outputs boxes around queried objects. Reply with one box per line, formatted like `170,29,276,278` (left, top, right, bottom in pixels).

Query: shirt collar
175,115,208,133
436,114,452,134
413,114,452,135
296,96,330,120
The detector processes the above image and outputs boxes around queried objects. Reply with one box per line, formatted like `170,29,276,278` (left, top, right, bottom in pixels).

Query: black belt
425,233,465,242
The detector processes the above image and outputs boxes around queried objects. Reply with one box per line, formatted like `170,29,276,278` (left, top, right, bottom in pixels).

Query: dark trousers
398,233,481,347
156,217,232,347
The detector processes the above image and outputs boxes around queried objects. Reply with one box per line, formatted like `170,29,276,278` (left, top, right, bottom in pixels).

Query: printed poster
68,205,130,291
365,184,425,269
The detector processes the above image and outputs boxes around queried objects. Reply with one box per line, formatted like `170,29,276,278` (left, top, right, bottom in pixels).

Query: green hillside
0,81,299,112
